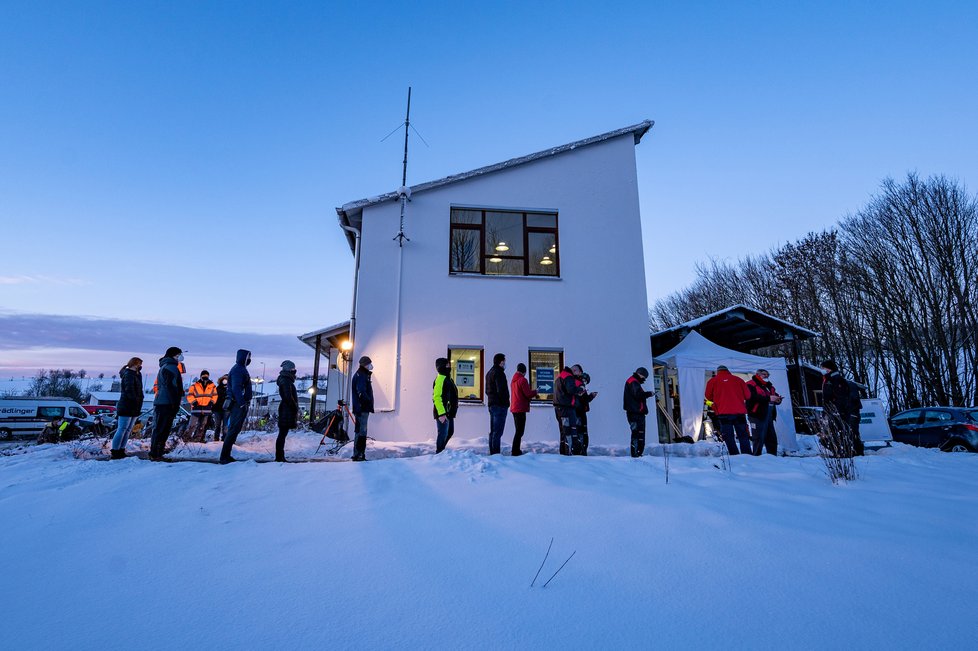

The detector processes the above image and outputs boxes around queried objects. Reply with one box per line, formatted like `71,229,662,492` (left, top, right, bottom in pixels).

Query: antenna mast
394,86,412,246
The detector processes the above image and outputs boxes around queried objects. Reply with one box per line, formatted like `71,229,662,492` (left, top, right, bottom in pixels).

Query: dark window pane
485,257,523,275
529,350,562,402
450,228,481,273
528,232,558,275
451,209,482,225
485,211,524,257
527,212,557,228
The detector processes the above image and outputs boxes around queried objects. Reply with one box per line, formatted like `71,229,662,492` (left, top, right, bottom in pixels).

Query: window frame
449,207,560,278
448,346,485,403
527,348,564,404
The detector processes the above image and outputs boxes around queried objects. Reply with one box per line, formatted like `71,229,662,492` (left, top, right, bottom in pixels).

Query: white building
302,121,654,447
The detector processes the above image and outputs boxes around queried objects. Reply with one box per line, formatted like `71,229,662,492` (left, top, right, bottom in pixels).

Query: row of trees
650,174,978,412
25,370,104,404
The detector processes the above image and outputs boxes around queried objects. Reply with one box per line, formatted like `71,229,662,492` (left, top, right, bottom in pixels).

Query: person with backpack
212,375,229,442
111,357,144,459
705,365,752,455
275,360,298,462
432,357,459,453
572,365,598,456
509,363,538,456
351,356,374,461
485,353,509,455
746,368,781,456
150,347,185,461
554,366,584,455
820,359,864,456
623,367,654,457
220,349,253,464
186,370,218,443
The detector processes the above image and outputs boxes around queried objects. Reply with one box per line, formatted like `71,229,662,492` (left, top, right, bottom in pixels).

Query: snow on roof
653,304,820,339
335,121,653,253
297,320,351,352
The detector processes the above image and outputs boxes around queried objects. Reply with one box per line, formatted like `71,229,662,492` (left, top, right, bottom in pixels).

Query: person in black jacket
820,359,864,456
572,365,598,456
212,375,229,442
111,357,144,459
275,360,298,462
485,353,509,455
553,366,584,455
220,349,253,464
623,367,654,457
432,357,459,453
150,347,184,461
351,356,374,461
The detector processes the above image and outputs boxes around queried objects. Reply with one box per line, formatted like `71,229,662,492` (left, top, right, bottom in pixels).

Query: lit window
528,349,563,402
449,347,484,402
450,208,559,277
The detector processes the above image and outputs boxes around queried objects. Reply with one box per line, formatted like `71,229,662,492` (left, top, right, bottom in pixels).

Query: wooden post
310,334,322,420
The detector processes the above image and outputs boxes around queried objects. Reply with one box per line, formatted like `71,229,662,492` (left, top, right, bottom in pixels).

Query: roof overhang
335,120,653,254
297,320,351,355
651,304,820,356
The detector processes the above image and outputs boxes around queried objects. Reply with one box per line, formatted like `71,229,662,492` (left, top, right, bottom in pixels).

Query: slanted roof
335,120,654,253
297,320,351,355
651,304,819,357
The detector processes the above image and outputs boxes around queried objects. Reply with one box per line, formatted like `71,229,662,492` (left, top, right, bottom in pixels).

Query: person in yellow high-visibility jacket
186,370,218,442
432,357,459,453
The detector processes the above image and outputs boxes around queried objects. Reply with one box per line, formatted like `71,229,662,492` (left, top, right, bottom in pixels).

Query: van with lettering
0,397,97,440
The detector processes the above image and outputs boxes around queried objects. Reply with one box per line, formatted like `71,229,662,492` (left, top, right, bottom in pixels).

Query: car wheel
0,428,12,440
944,439,974,453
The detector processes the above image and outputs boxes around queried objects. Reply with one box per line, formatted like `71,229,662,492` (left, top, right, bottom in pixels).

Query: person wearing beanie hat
432,357,458,453
350,355,375,461
275,360,299,462
150,347,185,460
509,362,538,456
186,369,218,443
820,360,864,456
623,367,654,457
485,353,509,455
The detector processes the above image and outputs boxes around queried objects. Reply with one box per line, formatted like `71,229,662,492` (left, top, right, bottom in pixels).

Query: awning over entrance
298,320,351,355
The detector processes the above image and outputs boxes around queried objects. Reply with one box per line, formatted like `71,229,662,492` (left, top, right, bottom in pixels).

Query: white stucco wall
350,134,651,447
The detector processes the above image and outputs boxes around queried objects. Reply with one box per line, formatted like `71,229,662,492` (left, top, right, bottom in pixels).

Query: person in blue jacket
350,356,374,461
220,348,252,464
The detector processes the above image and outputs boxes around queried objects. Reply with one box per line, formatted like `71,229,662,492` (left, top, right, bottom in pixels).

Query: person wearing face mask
351,356,374,461
746,368,781,456
186,370,218,443
212,375,229,442
150,347,185,461
623,367,654,457
554,365,584,455
275,360,299,462
220,349,253,464
485,353,509,455
432,357,459,453
509,362,538,457
111,356,144,459
572,365,598,456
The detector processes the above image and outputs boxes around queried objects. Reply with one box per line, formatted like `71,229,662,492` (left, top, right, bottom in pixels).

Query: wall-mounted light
340,340,353,352
308,387,316,395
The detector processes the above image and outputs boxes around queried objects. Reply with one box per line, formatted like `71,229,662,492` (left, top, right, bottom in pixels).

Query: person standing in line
705,365,752,455
572,365,598,456
509,363,538,456
186,370,218,442
746,368,781,456
820,359,864,456
111,357,144,459
623,367,654,457
351,356,374,462
150,347,185,461
432,357,459,453
554,366,584,455
212,374,229,442
275,360,298,462
219,349,253,464
485,353,509,455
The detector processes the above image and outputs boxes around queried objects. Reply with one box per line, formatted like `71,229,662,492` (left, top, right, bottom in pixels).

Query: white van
0,397,96,440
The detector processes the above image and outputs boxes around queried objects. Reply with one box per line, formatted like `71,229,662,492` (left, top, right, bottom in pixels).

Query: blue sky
1,1,977,373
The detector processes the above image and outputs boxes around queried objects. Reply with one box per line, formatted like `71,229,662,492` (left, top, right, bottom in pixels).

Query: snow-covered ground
2,432,976,649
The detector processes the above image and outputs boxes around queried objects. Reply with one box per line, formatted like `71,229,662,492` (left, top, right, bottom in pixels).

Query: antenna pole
394,86,412,246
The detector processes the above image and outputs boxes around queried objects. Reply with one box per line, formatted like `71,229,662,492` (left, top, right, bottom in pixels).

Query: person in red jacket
704,365,752,455
509,363,538,456
746,368,781,455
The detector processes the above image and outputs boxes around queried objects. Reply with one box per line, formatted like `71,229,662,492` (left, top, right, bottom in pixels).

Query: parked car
888,407,978,452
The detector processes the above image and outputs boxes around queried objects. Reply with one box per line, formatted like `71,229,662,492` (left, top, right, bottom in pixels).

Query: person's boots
110,449,122,460
352,434,366,461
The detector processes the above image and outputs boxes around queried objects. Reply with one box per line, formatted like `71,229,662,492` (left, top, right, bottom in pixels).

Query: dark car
889,407,978,452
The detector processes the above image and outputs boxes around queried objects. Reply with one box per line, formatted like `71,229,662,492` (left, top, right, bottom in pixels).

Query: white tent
656,331,799,452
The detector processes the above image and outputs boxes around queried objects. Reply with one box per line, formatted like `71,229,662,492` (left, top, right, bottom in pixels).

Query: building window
449,347,484,402
528,349,563,402
450,208,559,277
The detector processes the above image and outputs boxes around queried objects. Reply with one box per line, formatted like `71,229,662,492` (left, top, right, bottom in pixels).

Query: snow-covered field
2,432,976,650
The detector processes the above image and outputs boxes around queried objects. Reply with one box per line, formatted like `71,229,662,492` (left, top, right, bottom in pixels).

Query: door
889,409,923,445
919,410,955,447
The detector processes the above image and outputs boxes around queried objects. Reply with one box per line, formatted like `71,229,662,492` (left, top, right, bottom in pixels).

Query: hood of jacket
235,349,251,365
277,370,295,387
159,356,179,370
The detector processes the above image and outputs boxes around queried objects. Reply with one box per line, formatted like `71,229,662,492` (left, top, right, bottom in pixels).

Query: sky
1,0,977,376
